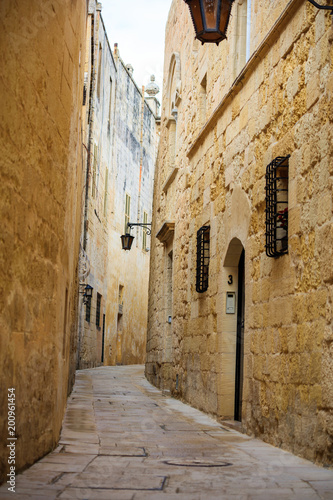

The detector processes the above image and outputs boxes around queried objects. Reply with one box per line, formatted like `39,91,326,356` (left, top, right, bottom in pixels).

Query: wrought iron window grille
265,155,290,258
196,225,210,293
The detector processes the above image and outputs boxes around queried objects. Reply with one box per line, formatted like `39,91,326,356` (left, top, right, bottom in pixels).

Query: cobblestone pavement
1,366,333,499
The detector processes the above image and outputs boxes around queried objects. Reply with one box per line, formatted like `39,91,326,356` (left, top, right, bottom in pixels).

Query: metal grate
265,155,289,258
196,226,210,293
96,293,101,327
85,297,91,323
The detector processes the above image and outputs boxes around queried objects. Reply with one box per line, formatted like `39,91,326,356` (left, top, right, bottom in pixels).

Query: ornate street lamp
120,222,152,251
183,0,235,45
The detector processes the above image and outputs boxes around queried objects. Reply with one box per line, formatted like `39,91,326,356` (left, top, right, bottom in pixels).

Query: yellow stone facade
78,4,158,369
146,0,333,464
0,0,86,481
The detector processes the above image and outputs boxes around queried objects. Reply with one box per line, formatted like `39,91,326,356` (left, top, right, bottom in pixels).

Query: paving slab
0,365,332,499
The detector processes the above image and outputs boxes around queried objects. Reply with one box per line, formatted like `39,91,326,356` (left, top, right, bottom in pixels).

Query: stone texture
0,0,86,483
146,0,333,465
1,366,332,499
78,6,158,369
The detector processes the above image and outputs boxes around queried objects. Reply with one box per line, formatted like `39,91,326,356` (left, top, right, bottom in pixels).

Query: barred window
196,226,210,293
85,296,91,323
265,155,289,258
96,293,101,328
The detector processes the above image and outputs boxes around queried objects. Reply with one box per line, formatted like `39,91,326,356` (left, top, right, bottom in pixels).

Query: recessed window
196,226,210,293
118,285,124,315
265,155,290,258
85,295,92,323
96,293,101,327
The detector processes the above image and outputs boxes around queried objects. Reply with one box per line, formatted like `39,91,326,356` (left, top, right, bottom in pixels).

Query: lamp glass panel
188,0,204,33
219,0,232,33
203,0,218,29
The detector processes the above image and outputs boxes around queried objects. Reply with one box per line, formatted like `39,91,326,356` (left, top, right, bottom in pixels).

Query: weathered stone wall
78,6,118,369
105,54,157,366
0,0,86,482
147,0,333,464
77,6,157,369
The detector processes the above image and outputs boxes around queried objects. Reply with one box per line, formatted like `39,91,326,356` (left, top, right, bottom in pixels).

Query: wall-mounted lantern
183,0,235,45
80,284,93,304
184,0,332,47
120,222,152,251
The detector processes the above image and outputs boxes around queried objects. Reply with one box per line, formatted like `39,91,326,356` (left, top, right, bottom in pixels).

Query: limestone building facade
78,2,158,368
0,0,86,481
146,0,333,464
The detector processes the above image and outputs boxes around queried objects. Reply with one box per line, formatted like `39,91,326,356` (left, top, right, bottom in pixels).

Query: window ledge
156,221,175,243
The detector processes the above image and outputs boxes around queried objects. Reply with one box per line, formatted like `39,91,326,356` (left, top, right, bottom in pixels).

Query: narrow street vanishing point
1,366,333,500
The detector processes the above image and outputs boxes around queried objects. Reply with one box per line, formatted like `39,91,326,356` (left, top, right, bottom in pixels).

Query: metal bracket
307,0,333,14
127,222,152,235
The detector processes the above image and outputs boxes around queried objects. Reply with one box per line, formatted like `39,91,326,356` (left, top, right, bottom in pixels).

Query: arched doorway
218,238,245,421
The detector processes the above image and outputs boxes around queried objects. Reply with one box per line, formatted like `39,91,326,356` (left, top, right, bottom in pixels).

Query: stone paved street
1,366,333,499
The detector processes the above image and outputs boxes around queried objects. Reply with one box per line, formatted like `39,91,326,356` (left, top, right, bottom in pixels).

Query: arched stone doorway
218,238,245,421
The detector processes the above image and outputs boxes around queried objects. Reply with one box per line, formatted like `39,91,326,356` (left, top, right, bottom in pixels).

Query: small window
196,226,210,293
118,285,124,315
265,155,289,258
96,293,101,327
85,296,92,323
142,211,148,250
124,194,130,233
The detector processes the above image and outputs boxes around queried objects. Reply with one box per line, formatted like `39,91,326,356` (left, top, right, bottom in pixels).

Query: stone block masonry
0,0,86,483
147,0,333,465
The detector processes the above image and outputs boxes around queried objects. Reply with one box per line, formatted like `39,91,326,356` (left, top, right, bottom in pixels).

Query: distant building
78,2,159,368
146,0,333,465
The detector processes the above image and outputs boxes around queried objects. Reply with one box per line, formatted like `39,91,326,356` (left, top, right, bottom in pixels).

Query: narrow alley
1,366,333,500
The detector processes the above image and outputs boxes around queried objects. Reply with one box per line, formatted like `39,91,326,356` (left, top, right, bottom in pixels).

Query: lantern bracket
307,0,333,13
127,222,152,235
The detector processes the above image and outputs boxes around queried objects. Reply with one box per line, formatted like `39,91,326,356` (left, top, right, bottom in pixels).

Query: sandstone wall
0,0,86,481
77,8,157,369
78,7,118,369
147,0,333,464
105,56,157,366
